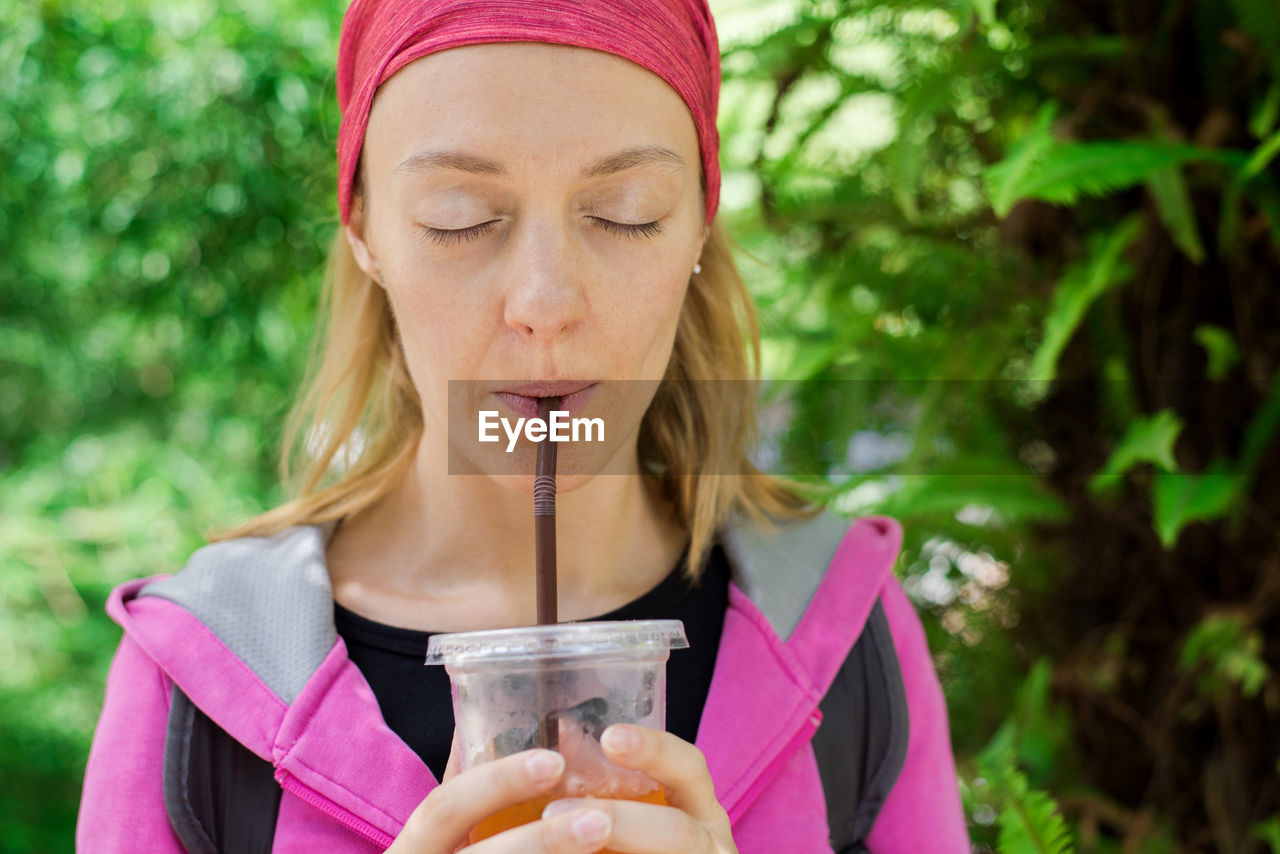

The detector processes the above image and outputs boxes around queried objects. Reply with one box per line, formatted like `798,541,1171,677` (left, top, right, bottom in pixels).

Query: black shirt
333,544,731,781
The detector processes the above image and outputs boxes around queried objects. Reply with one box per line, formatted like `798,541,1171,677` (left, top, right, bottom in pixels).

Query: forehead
363,42,701,176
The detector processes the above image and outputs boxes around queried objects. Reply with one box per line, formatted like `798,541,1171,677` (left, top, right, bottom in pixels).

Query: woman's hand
387,726,736,854
386,745,615,854
540,724,738,854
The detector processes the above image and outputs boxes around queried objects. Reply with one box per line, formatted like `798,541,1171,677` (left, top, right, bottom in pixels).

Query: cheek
590,208,699,333
381,275,495,391
600,261,689,359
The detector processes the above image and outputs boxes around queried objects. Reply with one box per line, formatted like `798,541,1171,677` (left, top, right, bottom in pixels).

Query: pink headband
336,0,721,225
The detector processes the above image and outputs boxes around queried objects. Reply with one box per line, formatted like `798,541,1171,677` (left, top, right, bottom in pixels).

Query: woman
77,1,970,851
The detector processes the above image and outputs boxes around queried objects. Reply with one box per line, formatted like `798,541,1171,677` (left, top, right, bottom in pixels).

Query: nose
502,218,587,341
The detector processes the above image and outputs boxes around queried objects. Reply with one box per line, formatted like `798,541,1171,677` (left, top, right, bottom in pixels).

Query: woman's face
346,43,708,477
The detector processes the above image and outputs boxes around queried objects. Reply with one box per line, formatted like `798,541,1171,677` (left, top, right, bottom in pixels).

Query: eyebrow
394,144,685,179
580,145,685,178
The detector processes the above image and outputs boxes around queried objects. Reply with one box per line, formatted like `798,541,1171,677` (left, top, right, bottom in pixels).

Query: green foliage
1088,409,1182,493
1254,815,1280,853
1240,129,1280,182
982,660,1076,784
974,660,1078,854
984,105,1239,218
5,0,1279,849
1145,371,1280,546
996,773,1077,854
969,0,998,30
1151,468,1242,547
1180,614,1272,699
1145,167,1206,263
725,0,1280,847
0,0,343,848
1194,325,1242,380
1239,371,1280,472
984,104,1059,218
836,473,1068,525
1029,216,1141,383
1249,81,1280,139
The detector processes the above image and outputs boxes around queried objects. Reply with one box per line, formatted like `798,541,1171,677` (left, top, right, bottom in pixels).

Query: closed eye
417,220,500,246
417,217,665,246
589,217,664,239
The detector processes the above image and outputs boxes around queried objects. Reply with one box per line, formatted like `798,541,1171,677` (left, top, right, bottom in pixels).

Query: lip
492,381,599,420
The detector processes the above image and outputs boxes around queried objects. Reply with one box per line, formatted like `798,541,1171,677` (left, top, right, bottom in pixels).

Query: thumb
443,731,466,853
442,728,463,783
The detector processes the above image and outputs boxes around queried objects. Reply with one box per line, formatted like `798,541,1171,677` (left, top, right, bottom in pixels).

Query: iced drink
425,620,688,848
468,784,669,844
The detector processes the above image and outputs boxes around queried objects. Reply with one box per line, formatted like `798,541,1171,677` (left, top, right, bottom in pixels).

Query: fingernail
542,798,587,819
572,810,611,844
602,725,639,753
525,750,564,782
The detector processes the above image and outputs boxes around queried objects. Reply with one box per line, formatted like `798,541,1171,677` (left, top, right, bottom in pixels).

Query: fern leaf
1029,215,1142,382
997,777,1076,854
1154,468,1244,547
1241,128,1280,183
1088,409,1183,494
992,142,1223,215
1249,80,1280,140
1146,166,1206,263
984,103,1058,216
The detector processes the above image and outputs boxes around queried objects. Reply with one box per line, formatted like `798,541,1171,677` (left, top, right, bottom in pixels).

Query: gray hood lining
141,512,851,704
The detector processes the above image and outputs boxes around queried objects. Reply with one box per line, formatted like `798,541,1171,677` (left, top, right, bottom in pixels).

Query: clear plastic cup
425,620,688,844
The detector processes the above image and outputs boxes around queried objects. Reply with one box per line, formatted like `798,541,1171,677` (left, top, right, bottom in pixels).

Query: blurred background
2,0,1279,850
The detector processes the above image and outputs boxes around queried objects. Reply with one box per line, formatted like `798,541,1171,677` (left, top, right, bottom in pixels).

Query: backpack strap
721,512,909,850
163,686,282,854
812,598,910,851
148,525,331,853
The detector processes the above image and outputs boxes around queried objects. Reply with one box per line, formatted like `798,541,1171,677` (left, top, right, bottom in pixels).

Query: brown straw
534,396,560,625
534,396,561,750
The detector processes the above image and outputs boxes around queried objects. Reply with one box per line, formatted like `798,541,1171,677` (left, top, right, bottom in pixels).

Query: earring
692,263,702,275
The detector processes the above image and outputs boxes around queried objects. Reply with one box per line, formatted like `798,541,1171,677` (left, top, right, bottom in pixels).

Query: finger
541,798,712,854
443,729,463,782
395,749,566,852
599,725,725,826
463,808,613,854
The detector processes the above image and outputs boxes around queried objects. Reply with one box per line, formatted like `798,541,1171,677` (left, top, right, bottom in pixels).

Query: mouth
492,381,599,420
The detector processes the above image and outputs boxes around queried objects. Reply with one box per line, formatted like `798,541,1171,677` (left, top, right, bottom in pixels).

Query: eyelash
588,217,665,239
418,220,500,246
417,217,664,246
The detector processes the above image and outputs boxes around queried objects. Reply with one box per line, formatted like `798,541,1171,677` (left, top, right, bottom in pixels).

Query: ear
343,195,383,286
695,222,711,266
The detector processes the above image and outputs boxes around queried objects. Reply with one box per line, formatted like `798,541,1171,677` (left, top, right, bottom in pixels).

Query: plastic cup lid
425,620,689,666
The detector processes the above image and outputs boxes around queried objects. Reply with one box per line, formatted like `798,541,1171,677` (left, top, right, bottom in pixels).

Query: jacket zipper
726,708,824,825
278,771,396,849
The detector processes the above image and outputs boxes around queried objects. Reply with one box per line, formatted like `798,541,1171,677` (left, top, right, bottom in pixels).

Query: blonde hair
221,217,816,579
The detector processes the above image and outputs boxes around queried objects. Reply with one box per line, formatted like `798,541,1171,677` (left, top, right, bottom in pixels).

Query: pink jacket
77,514,969,852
